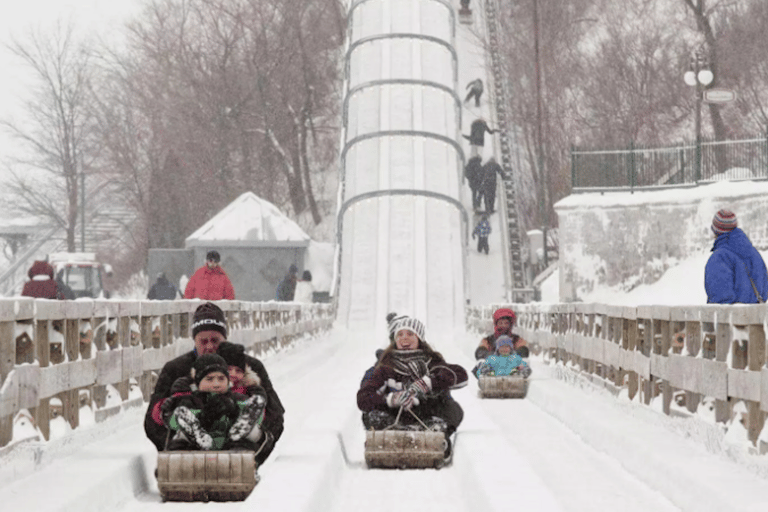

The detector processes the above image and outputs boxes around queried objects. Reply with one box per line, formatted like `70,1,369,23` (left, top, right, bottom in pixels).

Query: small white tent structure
183,192,311,301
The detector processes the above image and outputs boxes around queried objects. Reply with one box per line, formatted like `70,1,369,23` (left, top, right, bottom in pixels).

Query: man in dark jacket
276,264,299,301
480,157,504,213
148,273,179,300
463,118,495,158
144,302,285,465
464,78,483,107
705,210,768,304
465,156,483,210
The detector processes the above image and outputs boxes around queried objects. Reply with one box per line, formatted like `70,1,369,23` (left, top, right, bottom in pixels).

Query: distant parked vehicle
48,252,113,299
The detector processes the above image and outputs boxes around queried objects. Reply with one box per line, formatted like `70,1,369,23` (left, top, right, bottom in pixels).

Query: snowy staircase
484,0,529,297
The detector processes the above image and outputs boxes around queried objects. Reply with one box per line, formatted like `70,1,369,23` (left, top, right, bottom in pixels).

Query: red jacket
183,265,235,300
21,260,60,299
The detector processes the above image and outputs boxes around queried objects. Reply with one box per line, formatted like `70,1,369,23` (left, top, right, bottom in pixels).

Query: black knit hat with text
191,302,227,339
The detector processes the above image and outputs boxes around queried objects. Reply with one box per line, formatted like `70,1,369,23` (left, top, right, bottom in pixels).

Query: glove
160,396,180,426
229,395,267,442
408,376,432,399
480,365,494,376
386,389,419,410
200,395,237,428
170,376,193,396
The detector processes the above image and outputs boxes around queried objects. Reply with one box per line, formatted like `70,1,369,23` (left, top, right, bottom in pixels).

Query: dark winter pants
362,396,463,436
477,236,489,254
483,188,496,213
471,187,483,210
464,88,482,107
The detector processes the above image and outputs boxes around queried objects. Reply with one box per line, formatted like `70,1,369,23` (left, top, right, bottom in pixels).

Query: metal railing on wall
467,302,768,452
0,299,335,448
571,134,768,190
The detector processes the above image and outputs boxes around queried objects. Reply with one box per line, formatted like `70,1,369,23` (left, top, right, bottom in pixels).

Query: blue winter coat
473,219,491,238
474,353,526,377
704,228,768,304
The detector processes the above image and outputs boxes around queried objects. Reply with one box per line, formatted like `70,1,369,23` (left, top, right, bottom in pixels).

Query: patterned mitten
386,389,419,410
408,376,432,399
174,406,213,450
229,395,267,442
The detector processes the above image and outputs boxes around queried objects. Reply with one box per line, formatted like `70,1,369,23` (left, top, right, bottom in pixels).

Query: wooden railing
0,299,335,448
467,303,768,449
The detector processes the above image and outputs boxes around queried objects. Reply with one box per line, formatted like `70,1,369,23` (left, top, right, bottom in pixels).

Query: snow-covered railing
467,303,768,450
0,298,335,448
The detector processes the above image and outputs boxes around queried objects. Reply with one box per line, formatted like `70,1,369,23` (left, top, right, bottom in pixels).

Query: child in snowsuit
218,342,269,401
357,316,468,458
472,214,491,254
165,354,267,451
475,307,529,360
474,336,531,378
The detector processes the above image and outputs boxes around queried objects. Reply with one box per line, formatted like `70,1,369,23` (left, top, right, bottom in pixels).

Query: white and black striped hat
389,315,426,341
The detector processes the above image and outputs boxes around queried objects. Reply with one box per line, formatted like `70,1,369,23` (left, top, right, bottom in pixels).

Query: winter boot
174,406,213,450
229,395,266,442
426,416,448,432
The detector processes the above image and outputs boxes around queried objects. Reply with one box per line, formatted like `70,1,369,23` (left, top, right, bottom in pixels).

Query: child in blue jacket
474,335,531,378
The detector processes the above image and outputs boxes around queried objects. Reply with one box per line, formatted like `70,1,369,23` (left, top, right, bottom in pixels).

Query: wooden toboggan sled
478,374,528,399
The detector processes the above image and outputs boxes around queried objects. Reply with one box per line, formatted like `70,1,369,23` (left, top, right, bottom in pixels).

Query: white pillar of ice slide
338,0,467,342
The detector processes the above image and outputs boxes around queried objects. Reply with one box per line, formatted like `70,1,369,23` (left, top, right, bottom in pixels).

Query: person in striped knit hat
705,209,768,304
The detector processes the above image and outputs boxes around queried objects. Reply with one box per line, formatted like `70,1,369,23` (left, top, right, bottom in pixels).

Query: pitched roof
186,192,310,244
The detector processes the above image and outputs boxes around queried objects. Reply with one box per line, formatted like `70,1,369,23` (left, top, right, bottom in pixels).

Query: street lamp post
683,50,714,182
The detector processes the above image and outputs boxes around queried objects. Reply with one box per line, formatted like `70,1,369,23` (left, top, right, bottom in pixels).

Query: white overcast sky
0,0,142,181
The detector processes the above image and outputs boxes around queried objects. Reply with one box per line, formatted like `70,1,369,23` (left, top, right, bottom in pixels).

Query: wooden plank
762,368,768,413
0,369,19,417
39,364,70,399
632,351,651,380
17,364,41,409
728,368,761,402
96,349,123,385
0,321,14,385
69,359,97,389
650,353,669,380
122,346,143,380
699,359,728,401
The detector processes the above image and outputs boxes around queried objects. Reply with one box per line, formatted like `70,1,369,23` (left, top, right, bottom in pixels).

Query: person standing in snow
465,156,483,211
21,260,61,299
705,209,768,304
276,264,299,301
464,78,483,107
184,250,235,300
293,270,314,303
479,156,504,213
463,118,496,158
357,315,467,459
472,213,491,255
145,303,284,465
148,272,179,300
475,308,529,360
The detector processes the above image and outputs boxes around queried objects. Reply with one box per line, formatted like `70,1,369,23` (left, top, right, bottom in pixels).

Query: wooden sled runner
157,451,257,502
364,408,448,469
365,429,447,469
478,375,528,399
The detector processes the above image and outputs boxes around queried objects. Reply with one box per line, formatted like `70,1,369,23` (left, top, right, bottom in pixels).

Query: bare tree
93,0,344,250
2,21,98,252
